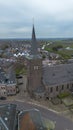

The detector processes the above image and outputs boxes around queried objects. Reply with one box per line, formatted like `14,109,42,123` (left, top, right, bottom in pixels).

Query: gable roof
0,104,17,130
0,67,16,85
18,109,47,130
0,67,6,84
6,67,16,84
43,63,73,87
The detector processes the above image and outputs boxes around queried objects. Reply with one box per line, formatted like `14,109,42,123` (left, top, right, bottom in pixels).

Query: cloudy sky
0,0,73,38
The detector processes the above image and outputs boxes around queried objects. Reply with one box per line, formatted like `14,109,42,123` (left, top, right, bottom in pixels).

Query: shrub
58,92,70,99
52,45,63,51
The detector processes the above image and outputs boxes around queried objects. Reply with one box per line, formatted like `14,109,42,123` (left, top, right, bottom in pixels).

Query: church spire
30,24,39,57
32,24,36,41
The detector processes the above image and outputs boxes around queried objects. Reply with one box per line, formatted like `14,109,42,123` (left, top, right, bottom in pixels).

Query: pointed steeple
32,24,36,41
30,24,39,57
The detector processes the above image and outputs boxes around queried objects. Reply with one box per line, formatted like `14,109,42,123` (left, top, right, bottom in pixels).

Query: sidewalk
7,93,67,113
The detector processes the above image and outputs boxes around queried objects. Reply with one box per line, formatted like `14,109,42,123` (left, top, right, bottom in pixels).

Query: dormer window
8,81,10,84
11,81,13,83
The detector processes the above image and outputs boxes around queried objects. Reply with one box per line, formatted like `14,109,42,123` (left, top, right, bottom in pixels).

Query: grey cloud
0,0,73,38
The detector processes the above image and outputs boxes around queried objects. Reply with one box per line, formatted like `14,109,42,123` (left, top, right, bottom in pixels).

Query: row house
0,67,16,99
0,84,7,98
6,67,17,96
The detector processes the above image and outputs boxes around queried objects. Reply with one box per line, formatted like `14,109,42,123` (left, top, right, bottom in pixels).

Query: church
26,24,45,98
26,24,73,99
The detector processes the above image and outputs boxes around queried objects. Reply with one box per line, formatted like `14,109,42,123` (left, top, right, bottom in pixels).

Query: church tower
26,24,45,98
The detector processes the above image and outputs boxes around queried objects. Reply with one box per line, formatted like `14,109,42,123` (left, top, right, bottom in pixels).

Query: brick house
6,67,16,96
0,67,16,99
0,84,7,98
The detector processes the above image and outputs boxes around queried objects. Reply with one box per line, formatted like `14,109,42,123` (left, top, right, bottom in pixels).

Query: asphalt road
0,100,73,130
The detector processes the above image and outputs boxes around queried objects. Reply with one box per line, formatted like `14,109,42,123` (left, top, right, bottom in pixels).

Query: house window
56,86,58,91
72,84,73,87
67,84,69,89
34,66,38,70
4,92,6,94
62,85,64,90
50,87,53,93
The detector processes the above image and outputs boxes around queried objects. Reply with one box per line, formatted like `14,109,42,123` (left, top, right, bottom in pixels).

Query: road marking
15,99,59,114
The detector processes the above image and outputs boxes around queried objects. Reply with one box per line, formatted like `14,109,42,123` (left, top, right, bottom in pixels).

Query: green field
44,40,73,59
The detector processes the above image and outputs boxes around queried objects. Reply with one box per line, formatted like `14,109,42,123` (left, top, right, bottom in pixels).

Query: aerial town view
0,0,73,130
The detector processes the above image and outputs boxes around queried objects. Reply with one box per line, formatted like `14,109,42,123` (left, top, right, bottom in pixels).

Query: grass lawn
15,67,27,75
44,41,73,59
62,97,73,107
43,118,55,130
58,49,73,59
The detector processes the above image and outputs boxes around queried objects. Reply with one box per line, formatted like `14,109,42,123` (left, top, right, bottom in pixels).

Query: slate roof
18,109,47,130
0,67,6,84
0,67,16,85
43,63,73,87
0,104,17,130
0,104,48,130
6,67,16,84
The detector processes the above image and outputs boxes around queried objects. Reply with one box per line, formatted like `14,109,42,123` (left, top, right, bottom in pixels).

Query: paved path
0,100,73,130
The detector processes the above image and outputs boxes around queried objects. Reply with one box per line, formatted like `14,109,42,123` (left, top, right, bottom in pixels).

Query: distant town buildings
0,25,73,100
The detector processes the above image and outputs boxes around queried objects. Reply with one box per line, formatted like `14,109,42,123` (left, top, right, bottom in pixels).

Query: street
0,100,73,130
